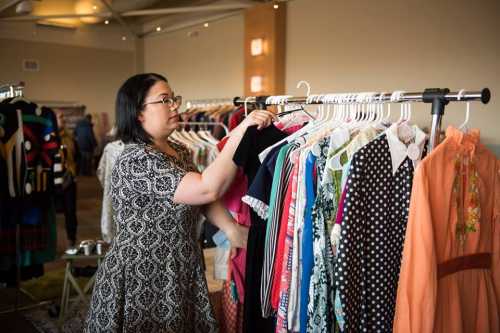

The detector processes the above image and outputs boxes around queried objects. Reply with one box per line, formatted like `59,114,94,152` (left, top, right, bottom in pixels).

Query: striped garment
275,151,300,332
260,142,300,318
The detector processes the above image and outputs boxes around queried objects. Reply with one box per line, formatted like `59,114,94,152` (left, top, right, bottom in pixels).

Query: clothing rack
185,98,234,108
178,121,229,135
233,88,491,151
0,83,53,315
0,82,24,100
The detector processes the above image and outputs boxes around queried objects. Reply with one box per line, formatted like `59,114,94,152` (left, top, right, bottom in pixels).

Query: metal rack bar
233,88,491,151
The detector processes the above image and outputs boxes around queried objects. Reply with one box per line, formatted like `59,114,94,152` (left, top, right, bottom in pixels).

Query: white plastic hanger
457,89,471,131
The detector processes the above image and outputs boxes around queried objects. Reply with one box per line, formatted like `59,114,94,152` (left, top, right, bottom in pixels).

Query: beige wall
0,21,135,52
142,14,244,103
286,0,500,146
0,38,135,132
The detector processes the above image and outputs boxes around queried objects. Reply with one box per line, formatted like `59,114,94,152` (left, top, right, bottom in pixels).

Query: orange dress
394,126,500,333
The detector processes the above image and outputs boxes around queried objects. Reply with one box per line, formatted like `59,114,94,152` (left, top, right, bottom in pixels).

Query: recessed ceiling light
122,36,127,41
93,5,97,10
203,22,209,28
104,20,109,25
273,4,279,9
156,26,161,32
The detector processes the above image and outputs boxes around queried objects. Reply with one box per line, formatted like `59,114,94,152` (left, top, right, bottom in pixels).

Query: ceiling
0,0,279,38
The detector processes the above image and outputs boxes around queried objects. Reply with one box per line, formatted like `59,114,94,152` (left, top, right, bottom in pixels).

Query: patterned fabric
335,134,419,332
85,142,218,333
220,280,244,333
275,152,300,332
307,138,337,333
288,147,309,331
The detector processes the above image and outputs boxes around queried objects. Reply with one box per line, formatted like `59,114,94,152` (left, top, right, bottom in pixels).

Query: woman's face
139,80,180,141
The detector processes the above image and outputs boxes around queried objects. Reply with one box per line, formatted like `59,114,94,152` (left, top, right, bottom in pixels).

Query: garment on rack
97,140,125,243
232,124,288,333
335,124,426,332
306,137,337,333
0,100,59,263
394,126,500,333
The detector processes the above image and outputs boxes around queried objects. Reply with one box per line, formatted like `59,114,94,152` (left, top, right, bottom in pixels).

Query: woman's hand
240,109,277,130
226,223,249,250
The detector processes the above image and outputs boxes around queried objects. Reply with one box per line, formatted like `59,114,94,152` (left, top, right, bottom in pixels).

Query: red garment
220,280,244,333
222,168,250,303
270,167,295,310
229,107,245,131
217,136,229,152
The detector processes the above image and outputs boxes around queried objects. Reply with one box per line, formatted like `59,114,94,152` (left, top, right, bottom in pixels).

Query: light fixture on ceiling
250,38,265,56
122,36,127,41
250,75,263,93
204,22,209,28
156,26,162,32
273,3,279,9
104,20,109,25
75,1,103,24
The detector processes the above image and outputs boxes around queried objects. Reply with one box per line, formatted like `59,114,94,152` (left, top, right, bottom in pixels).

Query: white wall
142,14,244,103
0,38,135,134
286,0,500,146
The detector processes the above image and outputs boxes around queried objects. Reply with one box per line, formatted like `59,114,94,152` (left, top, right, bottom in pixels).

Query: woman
85,73,275,332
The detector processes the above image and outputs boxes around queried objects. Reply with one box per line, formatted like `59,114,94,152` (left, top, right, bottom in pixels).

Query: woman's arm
173,110,276,205
202,200,248,249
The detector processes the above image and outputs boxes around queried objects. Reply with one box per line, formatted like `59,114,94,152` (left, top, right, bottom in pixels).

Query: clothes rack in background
183,98,234,112
178,121,229,136
0,82,24,100
0,83,61,315
234,88,491,151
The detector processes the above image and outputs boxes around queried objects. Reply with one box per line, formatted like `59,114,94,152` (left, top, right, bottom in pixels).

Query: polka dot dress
335,134,415,332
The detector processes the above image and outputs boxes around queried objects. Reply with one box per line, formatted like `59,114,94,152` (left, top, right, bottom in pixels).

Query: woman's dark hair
115,73,168,144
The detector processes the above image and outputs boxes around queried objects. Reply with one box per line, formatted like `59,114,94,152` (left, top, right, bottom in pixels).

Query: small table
58,253,104,326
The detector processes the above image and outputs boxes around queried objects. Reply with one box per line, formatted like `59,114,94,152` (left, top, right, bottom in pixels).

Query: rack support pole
423,88,450,151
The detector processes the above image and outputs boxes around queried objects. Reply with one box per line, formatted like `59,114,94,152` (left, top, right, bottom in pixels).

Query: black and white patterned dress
85,142,218,333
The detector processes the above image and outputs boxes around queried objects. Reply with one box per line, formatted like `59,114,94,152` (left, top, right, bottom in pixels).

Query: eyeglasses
143,95,182,109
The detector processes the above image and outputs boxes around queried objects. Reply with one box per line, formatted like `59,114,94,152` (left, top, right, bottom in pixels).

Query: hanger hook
296,80,312,97
244,96,253,117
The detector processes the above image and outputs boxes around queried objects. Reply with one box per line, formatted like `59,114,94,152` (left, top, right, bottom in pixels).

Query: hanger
457,89,470,131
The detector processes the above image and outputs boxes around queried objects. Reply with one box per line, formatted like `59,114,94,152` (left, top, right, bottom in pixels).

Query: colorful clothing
394,126,500,333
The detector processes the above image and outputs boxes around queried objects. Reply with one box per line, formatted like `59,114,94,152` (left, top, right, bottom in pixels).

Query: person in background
55,110,79,249
74,114,97,176
96,127,124,243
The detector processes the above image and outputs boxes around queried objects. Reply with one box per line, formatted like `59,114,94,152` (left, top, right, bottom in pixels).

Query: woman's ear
137,112,144,123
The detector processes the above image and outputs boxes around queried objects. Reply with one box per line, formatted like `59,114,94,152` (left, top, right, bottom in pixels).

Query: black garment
335,134,415,332
56,180,78,245
232,125,287,333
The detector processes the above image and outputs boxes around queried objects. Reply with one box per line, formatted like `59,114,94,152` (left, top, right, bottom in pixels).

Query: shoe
65,247,78,255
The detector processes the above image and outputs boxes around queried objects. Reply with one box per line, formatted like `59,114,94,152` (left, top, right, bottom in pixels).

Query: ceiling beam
123,3,253,17
140,10,242,38
99,0,136,38
0,3,253,21
0,0,23,14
